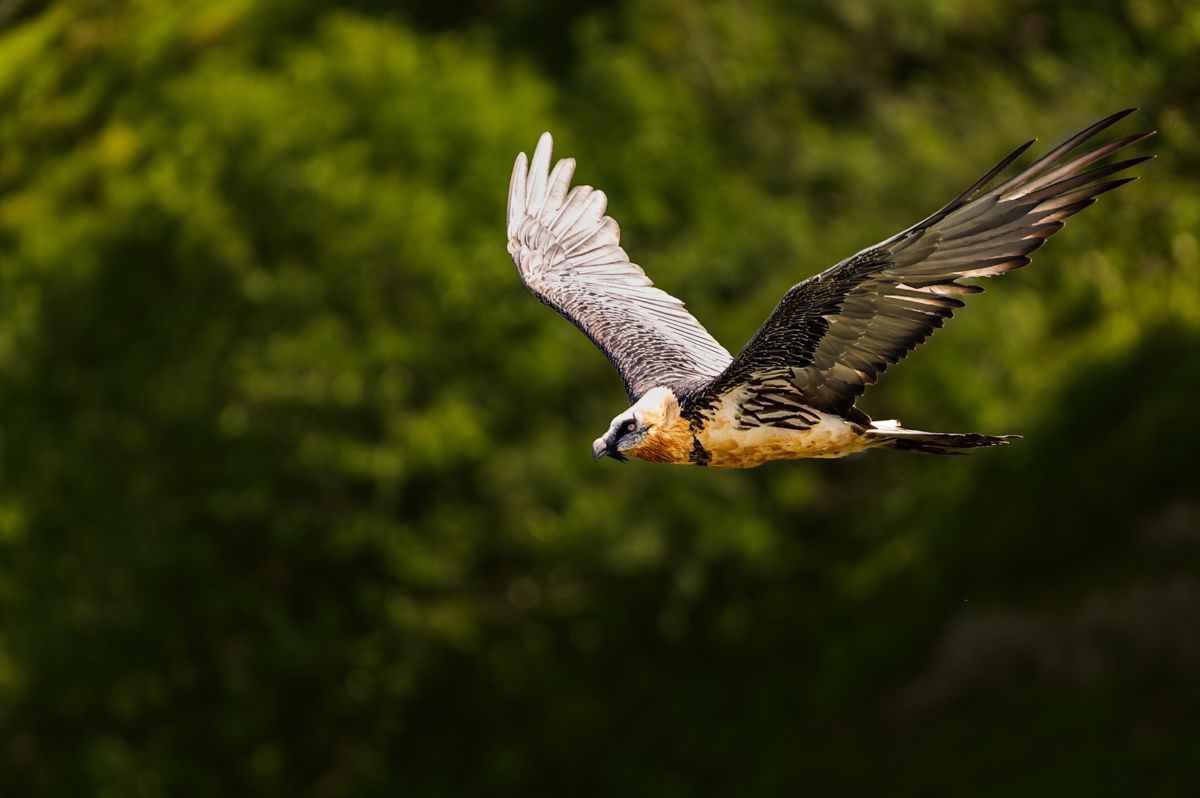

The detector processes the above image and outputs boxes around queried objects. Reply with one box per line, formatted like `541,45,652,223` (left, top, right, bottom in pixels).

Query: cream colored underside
695,396,870,468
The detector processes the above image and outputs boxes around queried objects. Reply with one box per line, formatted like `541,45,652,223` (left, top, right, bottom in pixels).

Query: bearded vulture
505,110,1152,467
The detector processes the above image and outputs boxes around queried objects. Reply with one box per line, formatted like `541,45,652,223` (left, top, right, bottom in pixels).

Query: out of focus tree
0,1,1197,796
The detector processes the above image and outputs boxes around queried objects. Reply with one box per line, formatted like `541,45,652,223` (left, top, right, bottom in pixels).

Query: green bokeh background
1,1,1198,795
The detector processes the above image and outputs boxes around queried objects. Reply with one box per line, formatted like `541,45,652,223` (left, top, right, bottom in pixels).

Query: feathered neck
625,388,693,464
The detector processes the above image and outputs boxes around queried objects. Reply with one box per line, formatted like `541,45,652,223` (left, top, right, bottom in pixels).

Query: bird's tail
864,420,1017,455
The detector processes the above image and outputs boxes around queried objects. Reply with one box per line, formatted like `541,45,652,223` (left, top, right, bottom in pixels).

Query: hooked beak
592,435,627,463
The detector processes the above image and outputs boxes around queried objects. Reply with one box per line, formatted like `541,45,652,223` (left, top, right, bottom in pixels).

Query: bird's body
601,386,867,467
505,112,1153,467
613,386,999,467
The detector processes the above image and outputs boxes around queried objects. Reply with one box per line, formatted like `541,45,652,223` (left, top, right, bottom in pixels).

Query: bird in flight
506,110,1153,468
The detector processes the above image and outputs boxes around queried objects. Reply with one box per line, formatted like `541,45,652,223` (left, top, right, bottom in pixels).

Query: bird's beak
592,434,627,462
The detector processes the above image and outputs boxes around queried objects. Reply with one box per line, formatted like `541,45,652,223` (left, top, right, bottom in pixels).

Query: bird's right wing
683,110,1152,421
507,133,732,402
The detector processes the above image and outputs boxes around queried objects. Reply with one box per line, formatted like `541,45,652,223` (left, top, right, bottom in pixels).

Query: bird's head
592,387,690,464
592,411,645,462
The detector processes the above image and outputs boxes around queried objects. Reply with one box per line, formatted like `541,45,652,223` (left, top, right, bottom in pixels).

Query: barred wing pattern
685,109,1153,420
507,133,732,402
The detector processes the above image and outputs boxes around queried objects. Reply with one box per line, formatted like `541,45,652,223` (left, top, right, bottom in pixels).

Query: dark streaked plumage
506,111,1153,468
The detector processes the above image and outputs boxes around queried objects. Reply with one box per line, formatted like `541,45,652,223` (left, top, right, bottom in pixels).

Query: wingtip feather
507,151,529,236
526,132,553,216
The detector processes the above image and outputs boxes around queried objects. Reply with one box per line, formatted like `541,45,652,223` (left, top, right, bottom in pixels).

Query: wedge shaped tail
865,424,1017,455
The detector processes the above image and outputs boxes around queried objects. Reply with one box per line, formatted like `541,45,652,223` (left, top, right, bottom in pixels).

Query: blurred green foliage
0,0,1198,795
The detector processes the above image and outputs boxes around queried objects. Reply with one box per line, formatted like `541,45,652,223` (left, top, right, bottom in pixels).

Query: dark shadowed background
0,1,1198,795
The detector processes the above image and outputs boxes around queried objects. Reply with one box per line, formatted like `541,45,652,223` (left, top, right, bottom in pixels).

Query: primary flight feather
506,110,1154,468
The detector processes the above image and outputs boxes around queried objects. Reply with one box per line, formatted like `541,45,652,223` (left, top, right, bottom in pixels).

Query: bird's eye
622,419,637,434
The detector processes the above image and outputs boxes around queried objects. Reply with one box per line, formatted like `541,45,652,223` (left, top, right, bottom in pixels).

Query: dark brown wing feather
508,133,732,402
684,109,1154,420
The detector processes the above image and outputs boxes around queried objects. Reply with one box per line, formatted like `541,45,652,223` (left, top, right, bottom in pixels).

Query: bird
505,110,1153,468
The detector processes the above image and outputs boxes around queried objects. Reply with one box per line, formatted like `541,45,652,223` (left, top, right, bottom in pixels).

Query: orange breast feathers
622,388,695,464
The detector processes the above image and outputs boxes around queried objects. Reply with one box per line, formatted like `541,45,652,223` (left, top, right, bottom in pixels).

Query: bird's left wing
507,133,732,402
685,110,1153,420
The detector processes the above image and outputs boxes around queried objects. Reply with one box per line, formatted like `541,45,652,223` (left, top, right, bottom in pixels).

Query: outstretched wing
685,109,1153,420
507,133,732,402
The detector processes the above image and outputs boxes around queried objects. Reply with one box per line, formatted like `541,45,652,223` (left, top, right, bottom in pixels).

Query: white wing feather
506,133,732,401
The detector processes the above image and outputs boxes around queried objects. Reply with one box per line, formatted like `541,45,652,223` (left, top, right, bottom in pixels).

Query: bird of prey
505,110,1152,468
